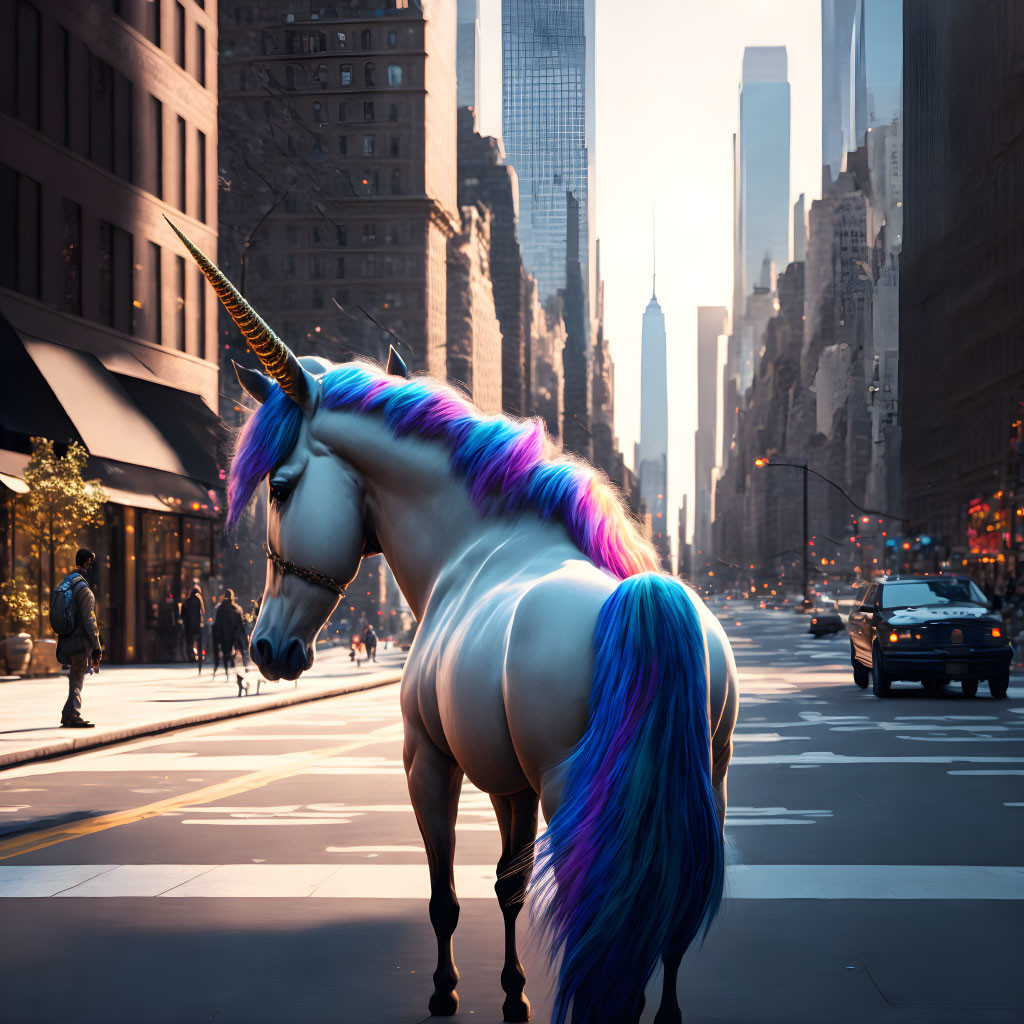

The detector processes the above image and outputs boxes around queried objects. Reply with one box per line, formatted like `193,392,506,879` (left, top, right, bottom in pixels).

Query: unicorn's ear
386,345,409,379
233,361,275,404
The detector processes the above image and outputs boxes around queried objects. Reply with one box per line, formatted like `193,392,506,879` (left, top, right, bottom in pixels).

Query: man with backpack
51,548,102,728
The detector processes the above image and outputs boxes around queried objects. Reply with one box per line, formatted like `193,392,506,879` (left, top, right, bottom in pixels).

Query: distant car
846,576,1013,698
809,608,844,636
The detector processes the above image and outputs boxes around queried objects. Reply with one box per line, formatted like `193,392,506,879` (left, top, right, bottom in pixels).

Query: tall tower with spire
637,228,670,569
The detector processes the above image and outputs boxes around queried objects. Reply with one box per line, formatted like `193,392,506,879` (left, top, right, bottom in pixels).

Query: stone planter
4,633,34,676
27,638,60,677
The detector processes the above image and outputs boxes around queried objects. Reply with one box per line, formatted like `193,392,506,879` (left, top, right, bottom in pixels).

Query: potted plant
0,577,37,676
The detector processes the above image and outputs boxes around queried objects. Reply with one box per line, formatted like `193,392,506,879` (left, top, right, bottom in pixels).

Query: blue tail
533,573,724,1024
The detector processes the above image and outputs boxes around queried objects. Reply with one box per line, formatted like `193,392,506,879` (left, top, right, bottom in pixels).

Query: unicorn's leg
490,789,539,1023
652,942,684,1024
404,728,464,1017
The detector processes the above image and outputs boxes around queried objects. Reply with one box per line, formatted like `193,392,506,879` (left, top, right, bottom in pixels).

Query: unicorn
170,219,738,1024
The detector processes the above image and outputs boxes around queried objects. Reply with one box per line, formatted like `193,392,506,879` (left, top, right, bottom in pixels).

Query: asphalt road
1,605,1022,1024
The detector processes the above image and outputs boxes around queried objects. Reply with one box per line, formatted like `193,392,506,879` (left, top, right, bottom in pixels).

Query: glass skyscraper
737,46,790,309
501,0,596,325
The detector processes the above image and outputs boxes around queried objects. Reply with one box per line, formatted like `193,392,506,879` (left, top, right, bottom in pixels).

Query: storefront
0,314,225,664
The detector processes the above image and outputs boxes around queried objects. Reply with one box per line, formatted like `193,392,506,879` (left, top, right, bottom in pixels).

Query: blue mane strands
228,364,659,579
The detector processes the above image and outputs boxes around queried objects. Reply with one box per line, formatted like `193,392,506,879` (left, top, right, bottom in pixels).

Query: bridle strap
263,543,347,597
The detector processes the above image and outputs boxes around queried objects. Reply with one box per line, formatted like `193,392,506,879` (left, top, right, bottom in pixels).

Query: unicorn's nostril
255,637,273,666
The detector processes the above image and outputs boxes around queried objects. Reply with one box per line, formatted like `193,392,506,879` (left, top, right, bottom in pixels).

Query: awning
0,314,81,447
23,339,187,477
0,450,30,494
87,457,223,517
114,374,225,488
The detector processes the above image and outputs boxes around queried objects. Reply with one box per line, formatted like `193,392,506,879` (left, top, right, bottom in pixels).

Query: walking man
181,585,205,673
213,588,249,695
52,548,102,728
362,623,378,664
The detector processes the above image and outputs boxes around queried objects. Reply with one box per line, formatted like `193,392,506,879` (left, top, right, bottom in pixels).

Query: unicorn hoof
428,990,458,1016
502,994,531,1022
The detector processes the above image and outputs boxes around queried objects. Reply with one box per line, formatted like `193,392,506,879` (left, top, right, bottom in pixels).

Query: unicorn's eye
269,480,292,505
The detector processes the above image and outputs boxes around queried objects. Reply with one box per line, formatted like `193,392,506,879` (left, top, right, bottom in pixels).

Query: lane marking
0,723,405,862
1,863,1022,900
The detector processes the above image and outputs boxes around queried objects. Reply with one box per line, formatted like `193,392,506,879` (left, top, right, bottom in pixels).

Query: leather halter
263,543,347,597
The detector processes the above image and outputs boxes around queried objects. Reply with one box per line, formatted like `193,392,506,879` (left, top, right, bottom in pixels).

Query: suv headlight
886,629,916,644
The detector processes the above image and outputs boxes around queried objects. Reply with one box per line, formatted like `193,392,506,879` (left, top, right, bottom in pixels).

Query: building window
365,253,376,276
174,2,186,68
0,165,41,299
147,241,162,343
310,254,325,278
388,30,397,48
60,198,82,315
99,222,114,327
196,24,206,86
90,56,115,173
390,168,401,195
284,253,296,278
340,64,352,86
336,31,347,49
174,255,186,351
53,25,69,146
363,101,374,121
337,102,347,122
314,63,327,87
145,0,160,46
336,256,346,278
389,135,400,158
387,64,402,86
13,1,41,129
338,134,348,155
362,134,374,156
312,226,321,244
313,100,325,124
336,225,348,246
364,62,375,87
195,266,205,358
151,95,164,199
388,102,401,123
177,116,187,213
313,135,323,160
362,223,376,242
360,29,372,49
197,129,206,223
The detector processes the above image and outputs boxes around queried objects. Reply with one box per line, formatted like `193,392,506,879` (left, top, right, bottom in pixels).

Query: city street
1,606,1022,1024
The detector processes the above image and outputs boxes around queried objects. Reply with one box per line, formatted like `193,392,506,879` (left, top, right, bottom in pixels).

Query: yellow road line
0,723,405,862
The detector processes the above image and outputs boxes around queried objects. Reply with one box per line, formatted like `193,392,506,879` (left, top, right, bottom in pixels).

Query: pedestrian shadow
0,808,108,841
0,727,68,735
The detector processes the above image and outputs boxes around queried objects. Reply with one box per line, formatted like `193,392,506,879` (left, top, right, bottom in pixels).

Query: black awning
114,374,228,489
0,310,82,452
87,457,223,518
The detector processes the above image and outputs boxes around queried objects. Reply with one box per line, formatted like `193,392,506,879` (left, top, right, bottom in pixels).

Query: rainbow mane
229,364,659,580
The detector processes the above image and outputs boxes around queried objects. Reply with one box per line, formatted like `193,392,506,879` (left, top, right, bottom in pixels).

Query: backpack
50,572,84,638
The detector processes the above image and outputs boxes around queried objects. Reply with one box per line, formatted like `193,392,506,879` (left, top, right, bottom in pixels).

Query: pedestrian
50,548,102,728
349,632,364,665
180,585,205,674
362,623,378,663
213,588,249,696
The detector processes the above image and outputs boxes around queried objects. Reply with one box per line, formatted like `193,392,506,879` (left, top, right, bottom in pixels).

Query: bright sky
478,1,822,556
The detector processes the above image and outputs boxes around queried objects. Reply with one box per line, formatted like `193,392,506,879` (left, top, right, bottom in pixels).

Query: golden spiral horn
164,217,309,406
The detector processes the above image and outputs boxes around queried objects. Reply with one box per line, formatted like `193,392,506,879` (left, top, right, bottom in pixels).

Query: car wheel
871,646,892,697
988,673,1010,699
851,642,869,688
961,678,979,698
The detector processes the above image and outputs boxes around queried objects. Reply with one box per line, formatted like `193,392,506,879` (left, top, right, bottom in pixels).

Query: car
846,575,1013,698
809,607,844,637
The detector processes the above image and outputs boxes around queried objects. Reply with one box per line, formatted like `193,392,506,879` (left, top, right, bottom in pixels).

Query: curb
0,672,403,771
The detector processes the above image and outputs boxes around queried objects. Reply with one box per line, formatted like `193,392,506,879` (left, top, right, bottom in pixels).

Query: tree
15,439,107,635
0,577,36,634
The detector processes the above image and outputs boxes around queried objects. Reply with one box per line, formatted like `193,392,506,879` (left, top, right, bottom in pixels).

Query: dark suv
847,576,1012,699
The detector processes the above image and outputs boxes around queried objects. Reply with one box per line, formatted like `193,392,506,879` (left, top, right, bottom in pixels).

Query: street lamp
754,457,907,608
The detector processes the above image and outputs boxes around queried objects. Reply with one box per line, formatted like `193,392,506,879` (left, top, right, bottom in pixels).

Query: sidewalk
0,646,405,770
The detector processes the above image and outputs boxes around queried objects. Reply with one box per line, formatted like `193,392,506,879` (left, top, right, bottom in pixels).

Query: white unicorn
171,220,739,1024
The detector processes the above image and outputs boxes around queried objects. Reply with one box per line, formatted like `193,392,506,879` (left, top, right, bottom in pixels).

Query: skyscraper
822,0,902,190
456,0,481,121
501,0,596,324
694,307,729,560
637,278,670,569
737,46,790,311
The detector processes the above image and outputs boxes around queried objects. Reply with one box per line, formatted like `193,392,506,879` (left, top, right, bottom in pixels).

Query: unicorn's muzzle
251,633,313,681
